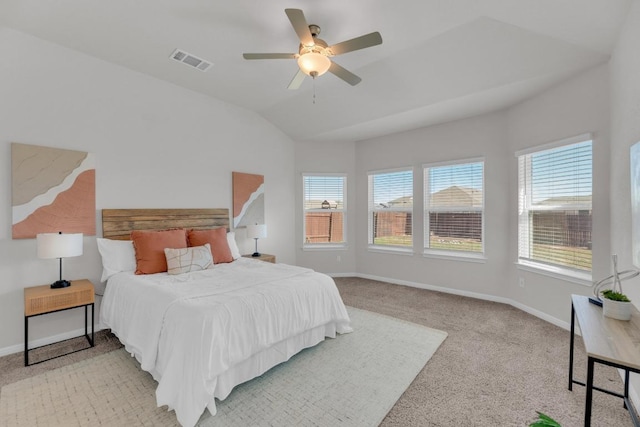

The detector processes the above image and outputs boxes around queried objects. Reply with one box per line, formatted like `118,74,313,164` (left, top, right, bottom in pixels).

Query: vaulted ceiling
0,0,631,142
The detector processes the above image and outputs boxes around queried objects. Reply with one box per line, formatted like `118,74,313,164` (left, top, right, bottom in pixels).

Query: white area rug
1,307,447,427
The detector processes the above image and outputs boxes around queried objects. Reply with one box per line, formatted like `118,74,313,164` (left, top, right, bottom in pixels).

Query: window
303,174,346,248
517,136,592,274
424,159,484,255
368,168,413,250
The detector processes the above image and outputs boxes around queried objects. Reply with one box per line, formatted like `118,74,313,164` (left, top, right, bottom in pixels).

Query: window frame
367,167,414,254
423,157,485,260
515,133,593,283
302,173,347,250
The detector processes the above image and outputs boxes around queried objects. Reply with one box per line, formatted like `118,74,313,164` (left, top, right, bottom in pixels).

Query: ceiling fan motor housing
308,24,321,37
299,37,329,55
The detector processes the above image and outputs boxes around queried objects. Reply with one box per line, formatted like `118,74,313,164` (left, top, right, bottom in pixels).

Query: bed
98,209,352,427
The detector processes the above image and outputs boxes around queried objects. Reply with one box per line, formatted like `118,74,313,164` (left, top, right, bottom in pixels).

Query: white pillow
96,238,136,282
164,244,213,275
227,232,241,260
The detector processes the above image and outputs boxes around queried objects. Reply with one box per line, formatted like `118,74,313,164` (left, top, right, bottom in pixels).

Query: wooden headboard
102,209,230,240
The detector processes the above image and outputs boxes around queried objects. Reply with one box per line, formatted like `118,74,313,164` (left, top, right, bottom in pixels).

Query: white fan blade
328,61,362,86
285,9,314,46
288,69,306,90
328,32,383,56
243,53,296,60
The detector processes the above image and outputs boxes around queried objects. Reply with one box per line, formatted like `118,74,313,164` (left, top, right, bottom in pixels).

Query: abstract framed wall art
631,141,640,268
12,143,96,239
232,171,264,228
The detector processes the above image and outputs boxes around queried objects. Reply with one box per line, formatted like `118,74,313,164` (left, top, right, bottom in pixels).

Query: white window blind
368,168,413,248
424,160,484,254
303,174,346,247
518,139,592,272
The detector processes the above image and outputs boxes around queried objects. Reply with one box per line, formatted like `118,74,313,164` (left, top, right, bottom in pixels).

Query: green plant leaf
602,289,631,302
529,411,561,427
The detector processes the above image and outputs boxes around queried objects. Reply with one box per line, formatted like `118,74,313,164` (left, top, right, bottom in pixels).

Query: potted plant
601,289,632,321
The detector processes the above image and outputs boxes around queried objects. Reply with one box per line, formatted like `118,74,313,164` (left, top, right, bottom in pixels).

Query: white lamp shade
297,52,331,77
246,224,267,239
37,233,83,259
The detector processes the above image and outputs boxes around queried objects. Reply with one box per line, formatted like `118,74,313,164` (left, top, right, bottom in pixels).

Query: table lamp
37,232,83,288
246,224,267,257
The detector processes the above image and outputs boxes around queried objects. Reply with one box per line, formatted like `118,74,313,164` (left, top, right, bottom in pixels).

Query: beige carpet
334,277,633,427
0,307,447,427
0,277,635,426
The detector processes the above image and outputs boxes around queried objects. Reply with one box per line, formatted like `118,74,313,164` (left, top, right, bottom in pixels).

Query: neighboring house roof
387,196,413,207
534,195,592,206
380,186,483,208
430,186,482,208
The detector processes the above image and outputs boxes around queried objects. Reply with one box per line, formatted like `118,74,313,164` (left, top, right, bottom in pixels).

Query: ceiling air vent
170,49,212,72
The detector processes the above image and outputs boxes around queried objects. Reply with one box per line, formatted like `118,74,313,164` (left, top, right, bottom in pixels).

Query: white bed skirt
207,322,337,415
125,321,339,420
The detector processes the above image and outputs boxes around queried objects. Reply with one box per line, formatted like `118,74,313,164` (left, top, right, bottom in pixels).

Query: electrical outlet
519,277,525,288
337,255,341,262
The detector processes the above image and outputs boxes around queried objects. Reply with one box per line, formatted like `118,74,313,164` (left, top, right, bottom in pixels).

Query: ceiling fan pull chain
313,76,317,104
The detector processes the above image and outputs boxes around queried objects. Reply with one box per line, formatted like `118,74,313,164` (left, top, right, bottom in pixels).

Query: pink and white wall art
11,143,96,239
232,171,264,229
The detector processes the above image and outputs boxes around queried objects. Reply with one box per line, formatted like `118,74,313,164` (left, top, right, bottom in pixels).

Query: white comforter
100,258,352,427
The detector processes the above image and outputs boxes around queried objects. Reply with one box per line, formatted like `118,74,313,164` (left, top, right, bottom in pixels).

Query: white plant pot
602,298,632,321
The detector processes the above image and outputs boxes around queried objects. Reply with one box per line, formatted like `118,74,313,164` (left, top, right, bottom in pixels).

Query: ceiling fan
243,8,383,90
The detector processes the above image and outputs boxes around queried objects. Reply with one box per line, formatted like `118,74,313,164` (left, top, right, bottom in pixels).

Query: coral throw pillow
131,229,188,274
187,228,234,264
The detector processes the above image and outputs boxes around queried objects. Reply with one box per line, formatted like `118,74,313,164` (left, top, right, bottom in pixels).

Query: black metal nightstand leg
24,316,28,366
83,304,95,346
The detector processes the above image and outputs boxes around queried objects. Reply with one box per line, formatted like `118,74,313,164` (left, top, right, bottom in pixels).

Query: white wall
610,0,640,304
316,63,610,327
610,0,640,407
506,64,611,322
0,27,296,353
353,112,511,298
295,141,357,274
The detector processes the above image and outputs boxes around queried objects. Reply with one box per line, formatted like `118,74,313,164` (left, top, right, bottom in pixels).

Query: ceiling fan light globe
297,52,330,77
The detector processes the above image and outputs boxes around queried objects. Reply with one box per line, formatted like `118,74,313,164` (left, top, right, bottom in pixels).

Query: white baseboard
336,272,571,330
507,300,571,331
629,376,640,416
328,272,359,278
0,325,105,358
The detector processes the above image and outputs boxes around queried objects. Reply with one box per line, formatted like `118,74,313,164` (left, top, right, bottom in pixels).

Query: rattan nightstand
242,253,276,263
24,279,95,366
